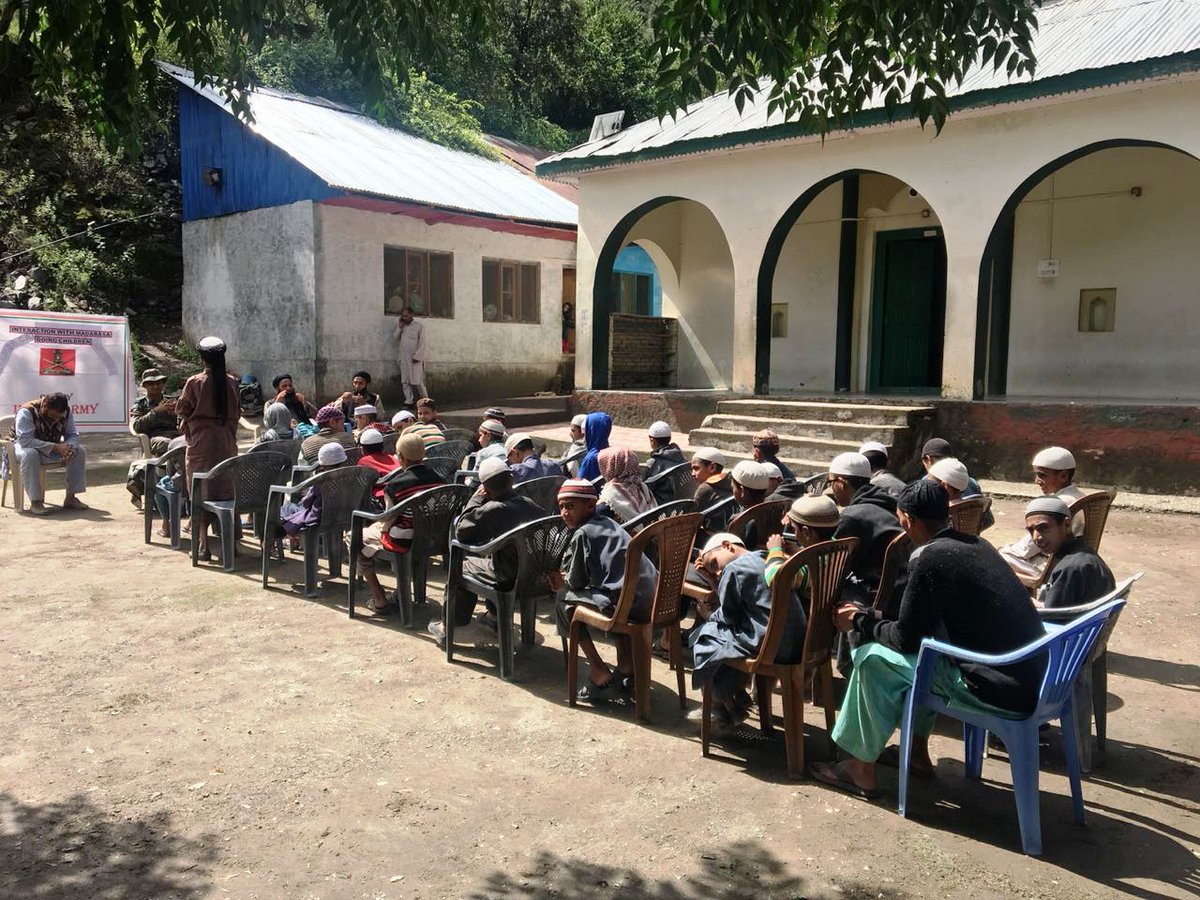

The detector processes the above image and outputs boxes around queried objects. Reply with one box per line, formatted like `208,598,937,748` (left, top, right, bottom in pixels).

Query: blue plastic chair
897,596,1127,856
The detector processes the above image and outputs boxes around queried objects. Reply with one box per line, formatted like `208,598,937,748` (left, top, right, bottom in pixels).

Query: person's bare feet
811,759,881,800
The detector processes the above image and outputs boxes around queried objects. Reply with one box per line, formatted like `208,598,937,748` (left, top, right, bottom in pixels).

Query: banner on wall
0,309,135,432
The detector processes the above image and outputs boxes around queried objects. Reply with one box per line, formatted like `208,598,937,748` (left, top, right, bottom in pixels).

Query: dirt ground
1,463,1197,899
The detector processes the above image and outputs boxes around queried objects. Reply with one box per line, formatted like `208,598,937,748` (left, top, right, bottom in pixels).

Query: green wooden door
870,228,946,392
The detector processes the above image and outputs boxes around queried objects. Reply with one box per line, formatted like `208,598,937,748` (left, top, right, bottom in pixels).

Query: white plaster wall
625,200,735,388
1008,146,1200,400
769,183,841,391
567,77,1200,397
182,201,318,388
314,204,576,401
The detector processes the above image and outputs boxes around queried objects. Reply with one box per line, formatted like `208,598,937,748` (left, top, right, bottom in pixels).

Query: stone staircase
440,395,572,431
689,398,937,476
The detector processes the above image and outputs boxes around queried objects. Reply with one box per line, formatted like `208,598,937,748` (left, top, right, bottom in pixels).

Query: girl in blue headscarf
576,411,612,482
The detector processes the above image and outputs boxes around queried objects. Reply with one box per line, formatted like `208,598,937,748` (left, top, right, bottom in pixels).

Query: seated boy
550,479,657,703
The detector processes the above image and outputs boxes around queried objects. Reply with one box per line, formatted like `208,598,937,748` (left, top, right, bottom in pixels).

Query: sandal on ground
197,547,212,563
370,601,399,615
427,621,447,646
876,744,934,779
27,502,51,516
576,677,615,704
477,611,499,632
63,496,88,511
614,672,634,694
810,761,882,801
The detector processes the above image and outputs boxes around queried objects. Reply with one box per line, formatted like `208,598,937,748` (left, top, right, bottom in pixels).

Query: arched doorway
974,140,1200,399
757,171,947,395
592,198,735,389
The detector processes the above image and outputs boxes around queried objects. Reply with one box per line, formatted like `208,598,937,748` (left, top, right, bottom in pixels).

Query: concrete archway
757,170,948,395
973,140,1200,398
592,197,735,389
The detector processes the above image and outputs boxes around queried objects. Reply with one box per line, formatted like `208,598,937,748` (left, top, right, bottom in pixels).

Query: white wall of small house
569,77,1200,398
182,200,319,390
1007,146,1200,400
313,203,576,402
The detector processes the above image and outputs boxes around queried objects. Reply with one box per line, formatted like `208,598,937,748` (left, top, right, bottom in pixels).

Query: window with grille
482,259,540,324
384,247,454,318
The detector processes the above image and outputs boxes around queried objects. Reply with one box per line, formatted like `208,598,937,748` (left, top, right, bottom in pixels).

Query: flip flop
810,761,882,801
576,677,614,704
877,745,934,779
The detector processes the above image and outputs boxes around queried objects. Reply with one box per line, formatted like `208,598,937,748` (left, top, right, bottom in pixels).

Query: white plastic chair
128,418,152,457
0,413,67,511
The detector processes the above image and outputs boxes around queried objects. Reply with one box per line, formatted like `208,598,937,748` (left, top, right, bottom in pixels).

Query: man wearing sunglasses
1024,497,1114,610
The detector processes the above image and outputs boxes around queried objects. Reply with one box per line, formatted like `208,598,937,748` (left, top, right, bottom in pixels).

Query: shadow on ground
468,841,906,899
0,792,215,899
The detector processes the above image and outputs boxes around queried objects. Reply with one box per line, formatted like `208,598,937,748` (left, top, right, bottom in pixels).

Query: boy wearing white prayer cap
999,445,1089,585
691,447,733,523
826,451,902,606
644,420,687,502
859,441,906,497
559,414,589,475
1023,497,1115,610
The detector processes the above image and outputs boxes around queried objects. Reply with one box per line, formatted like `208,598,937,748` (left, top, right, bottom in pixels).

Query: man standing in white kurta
392,307,429,406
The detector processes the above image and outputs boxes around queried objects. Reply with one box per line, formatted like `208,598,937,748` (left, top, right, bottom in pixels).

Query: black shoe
577,677,614,704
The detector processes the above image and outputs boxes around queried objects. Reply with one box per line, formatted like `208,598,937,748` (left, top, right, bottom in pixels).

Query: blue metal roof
162,63,578,226
540,0,1200,176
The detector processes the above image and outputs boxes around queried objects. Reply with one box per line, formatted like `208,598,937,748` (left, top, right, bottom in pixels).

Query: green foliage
649,0,1041,134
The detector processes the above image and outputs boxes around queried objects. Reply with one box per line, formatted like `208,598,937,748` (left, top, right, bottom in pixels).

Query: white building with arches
538,0,1200,491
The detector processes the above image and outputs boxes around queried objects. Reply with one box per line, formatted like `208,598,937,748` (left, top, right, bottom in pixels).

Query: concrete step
688,427,866,463
700,412,902,444
440,400,569,431
715,398,934,426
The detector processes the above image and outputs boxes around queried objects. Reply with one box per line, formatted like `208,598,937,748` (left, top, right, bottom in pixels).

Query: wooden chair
872,531,914,615
727,499,789,551
1030,489,1118,594
701,537,859,779
567,513,702,722
949,496,992,536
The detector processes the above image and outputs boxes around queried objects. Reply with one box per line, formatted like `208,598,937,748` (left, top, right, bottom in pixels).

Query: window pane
482,260,499,321
635,274,651,316
428,253,453,318
501,264,516,321
405,250,428,315
384,247,407,314
520,264,539,323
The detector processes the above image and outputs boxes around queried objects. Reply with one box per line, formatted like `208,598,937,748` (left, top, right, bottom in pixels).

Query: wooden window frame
482,258,541,324
383,245,454,319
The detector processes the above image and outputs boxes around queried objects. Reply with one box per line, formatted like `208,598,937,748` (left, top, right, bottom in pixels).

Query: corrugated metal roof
161,63,578,227
541,0,1200,173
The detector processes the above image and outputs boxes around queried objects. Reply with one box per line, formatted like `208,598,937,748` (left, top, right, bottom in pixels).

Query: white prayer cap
701,532,745,554
732,460,771,491
391,410,415,426
929,457,970,491
353,404,377,418
504,432,533,452
197,336,225,352
828,452,872,479
571,414,587,428
1032,446,1076,470
479,419,506,437
317,442,347,466
478,457,511,484
858,441,889,457
359,428,384,447
692,447,726,468
1025,496,1071,519
761,462,783,481
648,421,673,439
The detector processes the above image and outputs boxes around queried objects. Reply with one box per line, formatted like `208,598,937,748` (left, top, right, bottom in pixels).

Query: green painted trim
538,52,1200,179
869,227,946,394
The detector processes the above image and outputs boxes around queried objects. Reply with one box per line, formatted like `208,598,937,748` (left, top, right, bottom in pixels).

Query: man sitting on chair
827,452,902,605
428,458,543,644
644,421,686,503
300,405,358,462
126,368,179,507
12,392,88,515
1023,497,1115,610
998,446,1088,586
505,432,563,483
549,479,657,704
811,480,1046,800
860,441,905,497
928,457,994,532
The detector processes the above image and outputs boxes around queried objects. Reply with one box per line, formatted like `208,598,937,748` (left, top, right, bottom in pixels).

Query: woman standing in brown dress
175,336,239,561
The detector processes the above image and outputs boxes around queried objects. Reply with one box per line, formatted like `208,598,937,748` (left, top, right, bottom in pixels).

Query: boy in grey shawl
550,479,657,704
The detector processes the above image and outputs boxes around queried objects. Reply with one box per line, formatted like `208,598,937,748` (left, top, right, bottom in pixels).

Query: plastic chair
0,413,68,510
1072,490,1117,553
701,537,859,779
700,494,737,532
261,467,379,598
871,531,914,616
728,499,789,550
897,596,1128,856
644,462,696,504
190,452,294,572
567,513,702,721
514,474,567,513
447,514,570,679
949,496,992,536
142,444,188,548
803,473,829,496
1038,573,1141,772
128,418,152,458
422,456,462,483
248,437,303,462
348,484,473,626
441,427,473,443
379,431,400,455
426,440,471,467
622,500,694,534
